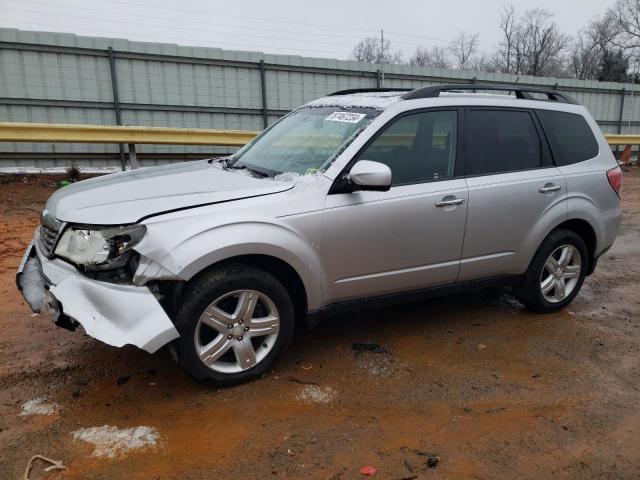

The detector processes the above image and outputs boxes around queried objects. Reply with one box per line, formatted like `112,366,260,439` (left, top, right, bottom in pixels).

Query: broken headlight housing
54,224,146,270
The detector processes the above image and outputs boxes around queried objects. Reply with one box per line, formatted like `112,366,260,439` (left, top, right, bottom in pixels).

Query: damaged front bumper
16,235,180,353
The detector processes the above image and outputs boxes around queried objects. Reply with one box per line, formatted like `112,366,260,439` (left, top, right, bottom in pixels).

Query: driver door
321,109,468,304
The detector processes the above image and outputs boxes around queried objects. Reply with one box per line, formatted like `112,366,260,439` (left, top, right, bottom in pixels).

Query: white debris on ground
295,385,337,404
71,425,160,458
20,397,60,416
19,259,46,312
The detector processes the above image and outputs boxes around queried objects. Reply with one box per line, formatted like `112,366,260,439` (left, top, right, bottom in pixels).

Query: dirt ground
0,169,638,480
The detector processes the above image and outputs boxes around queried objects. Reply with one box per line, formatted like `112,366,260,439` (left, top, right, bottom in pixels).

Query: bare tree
349,5,634,79
409,46,451,69
494,7,569,77
389,50,404,65
570,15,621,79
570,31,603,79
449,32,479,69
496,5,519,73
521,9,570,76
594,11,623,47
409,47,430,67
430,47,451,69
351,37,381,63
470,53,498,73
609,0,640,51
350,37,403,64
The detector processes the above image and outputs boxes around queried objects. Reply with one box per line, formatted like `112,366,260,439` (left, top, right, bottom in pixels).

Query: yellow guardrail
0,122,637,146
0,122,637,169
603,134,640,146
0,122,258,146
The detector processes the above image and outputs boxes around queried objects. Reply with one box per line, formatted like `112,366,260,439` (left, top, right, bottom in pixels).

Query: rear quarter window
537,110,599,166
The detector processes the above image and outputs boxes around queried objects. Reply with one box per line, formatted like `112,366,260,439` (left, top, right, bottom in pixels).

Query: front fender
136,220,324,310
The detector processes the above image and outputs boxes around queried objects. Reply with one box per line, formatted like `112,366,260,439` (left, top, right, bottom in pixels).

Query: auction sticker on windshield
325,112,366,123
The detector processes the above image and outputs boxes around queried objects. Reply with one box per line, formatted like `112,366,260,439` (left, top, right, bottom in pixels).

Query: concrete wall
1,28,638,169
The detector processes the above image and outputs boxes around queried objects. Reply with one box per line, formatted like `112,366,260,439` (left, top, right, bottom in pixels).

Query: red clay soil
0,170,639,479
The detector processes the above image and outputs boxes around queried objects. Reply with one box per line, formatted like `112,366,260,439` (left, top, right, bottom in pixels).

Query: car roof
304,91,406,111
307,84,579,112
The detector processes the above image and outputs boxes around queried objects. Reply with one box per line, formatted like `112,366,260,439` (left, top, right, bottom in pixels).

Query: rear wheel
174,263,295,386
515,229,588,313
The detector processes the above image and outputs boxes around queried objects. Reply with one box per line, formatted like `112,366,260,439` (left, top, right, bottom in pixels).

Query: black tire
514,229,588,313
173,263,295,386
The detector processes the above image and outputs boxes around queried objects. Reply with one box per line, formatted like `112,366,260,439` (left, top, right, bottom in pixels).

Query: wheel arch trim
528,216,598,275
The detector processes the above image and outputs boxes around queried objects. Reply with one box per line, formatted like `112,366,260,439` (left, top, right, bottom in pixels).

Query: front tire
515,229,588,313
174,263,295,386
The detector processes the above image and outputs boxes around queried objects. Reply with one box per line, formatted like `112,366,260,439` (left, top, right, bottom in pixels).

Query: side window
537,110,599,166
358,110,457,185
466,109,542,176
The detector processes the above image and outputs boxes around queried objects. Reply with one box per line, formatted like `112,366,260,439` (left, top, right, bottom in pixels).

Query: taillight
607,166,622,198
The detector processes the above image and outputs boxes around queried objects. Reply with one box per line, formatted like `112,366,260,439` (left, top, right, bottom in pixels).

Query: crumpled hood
45,160,293,224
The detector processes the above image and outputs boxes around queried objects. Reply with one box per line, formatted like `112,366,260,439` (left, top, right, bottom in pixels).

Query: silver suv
17,84,622,385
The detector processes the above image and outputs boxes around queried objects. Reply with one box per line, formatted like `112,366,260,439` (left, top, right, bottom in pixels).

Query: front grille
38,213,63,258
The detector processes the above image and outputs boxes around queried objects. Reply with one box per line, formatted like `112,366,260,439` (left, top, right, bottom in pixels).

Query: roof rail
402,84,578,104
328,87,412,96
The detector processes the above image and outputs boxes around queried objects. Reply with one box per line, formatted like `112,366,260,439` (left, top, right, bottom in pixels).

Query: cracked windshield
231,106,380,175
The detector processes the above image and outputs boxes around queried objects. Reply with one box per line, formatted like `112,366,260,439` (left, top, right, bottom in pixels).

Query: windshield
230,106,380,175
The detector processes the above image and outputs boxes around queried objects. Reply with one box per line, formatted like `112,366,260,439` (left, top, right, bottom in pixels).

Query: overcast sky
0,0,617,60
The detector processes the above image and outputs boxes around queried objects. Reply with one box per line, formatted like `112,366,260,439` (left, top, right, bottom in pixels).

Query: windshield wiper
244,166,270,178
222,159,270,178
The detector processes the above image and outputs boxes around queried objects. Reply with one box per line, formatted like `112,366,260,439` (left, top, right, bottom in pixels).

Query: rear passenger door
459,107,567,281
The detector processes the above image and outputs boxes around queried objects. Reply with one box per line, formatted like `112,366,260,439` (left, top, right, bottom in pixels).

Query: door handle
539,184,561,193
435,198,465,207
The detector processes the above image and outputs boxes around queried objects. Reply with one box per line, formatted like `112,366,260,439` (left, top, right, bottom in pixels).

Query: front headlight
54,224,146,268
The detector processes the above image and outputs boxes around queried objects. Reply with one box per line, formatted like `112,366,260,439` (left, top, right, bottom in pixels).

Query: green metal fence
1,27,639,168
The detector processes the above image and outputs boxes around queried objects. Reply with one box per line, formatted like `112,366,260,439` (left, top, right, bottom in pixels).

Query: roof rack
328,88,412,96
402,84,578,104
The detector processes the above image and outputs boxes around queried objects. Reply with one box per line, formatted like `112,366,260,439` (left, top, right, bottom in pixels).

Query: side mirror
348,160,392,192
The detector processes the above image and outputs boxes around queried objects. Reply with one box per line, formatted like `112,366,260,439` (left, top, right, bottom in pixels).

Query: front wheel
514,229,588,313
174,263,295,386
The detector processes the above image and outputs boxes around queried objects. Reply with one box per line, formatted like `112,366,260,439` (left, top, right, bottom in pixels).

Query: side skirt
305,275,522,329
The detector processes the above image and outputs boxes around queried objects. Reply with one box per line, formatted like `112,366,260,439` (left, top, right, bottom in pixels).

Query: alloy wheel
194,290,280,373
540,244,582,304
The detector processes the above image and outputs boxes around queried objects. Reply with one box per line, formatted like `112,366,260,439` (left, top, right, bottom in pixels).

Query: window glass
358,110,457,185
537,110,599,166
466,109,541,176
232,106,380,175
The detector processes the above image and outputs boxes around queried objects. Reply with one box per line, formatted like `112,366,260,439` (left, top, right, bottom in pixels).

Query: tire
514,229,588,313
173,263,295,386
